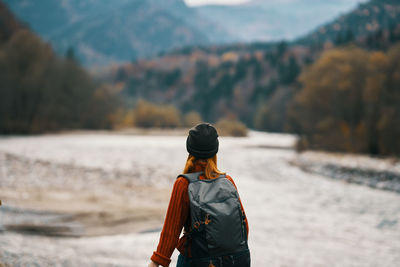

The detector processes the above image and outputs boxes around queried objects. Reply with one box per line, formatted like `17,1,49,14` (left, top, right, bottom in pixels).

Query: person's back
148,123,250,267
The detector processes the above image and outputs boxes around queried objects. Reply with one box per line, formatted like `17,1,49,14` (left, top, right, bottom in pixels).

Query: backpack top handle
178,172,226,184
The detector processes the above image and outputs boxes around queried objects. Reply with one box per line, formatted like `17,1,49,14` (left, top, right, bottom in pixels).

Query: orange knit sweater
150,167,249,267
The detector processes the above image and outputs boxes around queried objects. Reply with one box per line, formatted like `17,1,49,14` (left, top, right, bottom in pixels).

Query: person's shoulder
175,176,190,186
172,176,190,198
225,173,234,181
224,174,237,187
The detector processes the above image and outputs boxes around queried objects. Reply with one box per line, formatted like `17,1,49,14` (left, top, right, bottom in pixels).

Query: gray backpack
178,171,248,260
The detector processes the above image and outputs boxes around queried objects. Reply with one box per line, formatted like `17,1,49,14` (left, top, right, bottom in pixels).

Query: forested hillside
298,0,400,48
0,1,118,134
106,41,302,128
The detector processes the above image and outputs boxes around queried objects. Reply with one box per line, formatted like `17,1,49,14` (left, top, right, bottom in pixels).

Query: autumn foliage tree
133,100,182,128
0,2,118,133
291,45,400,156
183,111,203,128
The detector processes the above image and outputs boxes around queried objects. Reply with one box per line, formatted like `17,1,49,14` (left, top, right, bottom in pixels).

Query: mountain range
3,0,231,65
4,0,367,66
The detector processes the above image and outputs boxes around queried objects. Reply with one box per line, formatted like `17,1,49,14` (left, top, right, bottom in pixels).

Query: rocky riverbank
0,151,168,237
291,151,400,194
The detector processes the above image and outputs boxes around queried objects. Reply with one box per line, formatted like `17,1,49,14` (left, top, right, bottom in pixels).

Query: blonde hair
183,154,225,179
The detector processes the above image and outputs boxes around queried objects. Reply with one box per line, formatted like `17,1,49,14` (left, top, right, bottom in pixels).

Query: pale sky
184,0,367,6
184,0,250,6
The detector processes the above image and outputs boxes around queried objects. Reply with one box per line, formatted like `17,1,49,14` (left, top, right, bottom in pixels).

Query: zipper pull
205,214,211,225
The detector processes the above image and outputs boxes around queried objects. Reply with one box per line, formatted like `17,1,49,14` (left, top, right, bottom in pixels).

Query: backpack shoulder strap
177,171,203,183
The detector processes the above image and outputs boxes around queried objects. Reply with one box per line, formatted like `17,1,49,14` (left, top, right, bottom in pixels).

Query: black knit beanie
186,123,219,159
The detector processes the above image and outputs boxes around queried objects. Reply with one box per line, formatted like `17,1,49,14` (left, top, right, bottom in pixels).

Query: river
0,131,399,266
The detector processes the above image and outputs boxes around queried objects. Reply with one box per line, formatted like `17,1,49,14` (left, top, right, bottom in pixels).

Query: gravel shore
291,151,400,193
0,150,168,237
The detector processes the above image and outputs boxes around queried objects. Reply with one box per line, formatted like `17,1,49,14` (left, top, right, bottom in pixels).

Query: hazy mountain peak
3,0,231,65
195,0,368,42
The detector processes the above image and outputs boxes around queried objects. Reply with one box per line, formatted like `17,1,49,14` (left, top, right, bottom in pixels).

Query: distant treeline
113,99,247,136
0,2,118,134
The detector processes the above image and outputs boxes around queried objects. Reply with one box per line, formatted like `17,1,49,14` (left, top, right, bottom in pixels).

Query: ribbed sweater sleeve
151,177,189,267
